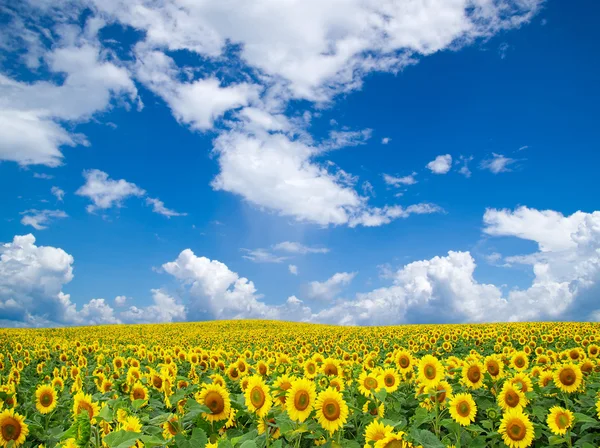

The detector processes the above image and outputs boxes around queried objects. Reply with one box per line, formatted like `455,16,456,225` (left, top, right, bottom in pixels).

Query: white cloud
114,295,128,307
498,42,510,59
519,145,529,151
33,173,54,180
319,129,372,151
383,173,417,186
20,209,68,230
273,242,330,255
288,264,298,275
120,289,186,323
77,298,122,325
426,154,452,174
348,203,443,228
480,153,517,174
242,248,288,263
362,181,375,197
484,252,502,264
0,38,138,167
76,169,146,213
381,137,391,145
161,248,310,321
51,186,65,201
313,207,600,325
458,155,474,178
308,272,356,301
145,197,187,218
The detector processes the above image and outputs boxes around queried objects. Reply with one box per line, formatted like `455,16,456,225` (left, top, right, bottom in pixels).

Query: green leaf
98,404,114,422
240,442,257,448
131,398,146,410
574,412,598,424
140,435,168,448
411,429,445,448
373,388,387,402
190,428,208,447
548,435,566,445
102,430,142,448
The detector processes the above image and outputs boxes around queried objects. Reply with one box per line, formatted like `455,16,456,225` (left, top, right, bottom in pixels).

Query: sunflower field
1,321,600,448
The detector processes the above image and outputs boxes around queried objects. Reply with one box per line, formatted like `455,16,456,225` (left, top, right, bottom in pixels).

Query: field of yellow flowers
1,321,600,448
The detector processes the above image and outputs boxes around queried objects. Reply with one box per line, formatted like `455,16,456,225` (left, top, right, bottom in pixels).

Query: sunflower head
417,355,444,387
553,363,583,393
449,393,477,427
0,409,29,447
197,383,231,422
547,406,574,436
35,384,58,415
286,378,316,422
315,388,349,435
244,376,272,417
499,409,534,448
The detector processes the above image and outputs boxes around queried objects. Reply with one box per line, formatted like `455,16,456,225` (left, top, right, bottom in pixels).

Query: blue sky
1,0,599,326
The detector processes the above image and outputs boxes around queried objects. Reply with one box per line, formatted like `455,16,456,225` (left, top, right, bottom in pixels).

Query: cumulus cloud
308,272,357,301
458,155,474,178
313,207,600,325
426,154,452,174
145,197,187,218
480,153,517,174
289,264,298,275
114,295,128,307
381,137,391,144
20,209,68,230
120,289,186,323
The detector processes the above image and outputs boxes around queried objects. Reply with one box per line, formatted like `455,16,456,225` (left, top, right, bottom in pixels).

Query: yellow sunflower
286,378,316,422
484,355,504,379
395,350,414,374
379,368,400,393
119,415,142,433
417,355,444,388
510,373,533,394
72,392,100,422
498,409,534,448
272,374,295,407
0,409,28,447
162,415,181,440
364,420,394,446
546,406,574,436
462,360,484,390
358,370,381,397
315,388,349,435
373,432,409,448
510,351,529,371
257,417,281,440
196,384,231,422
129,382,148,406
449,393,477,427
553,363,582,393
35,385,58,415
244,376,272,418
497,382,527,412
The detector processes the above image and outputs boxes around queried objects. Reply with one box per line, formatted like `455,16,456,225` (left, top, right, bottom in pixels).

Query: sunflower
321,358,340,377
510,351,529,371
119,415,142,433
484,355,504,379
364,420,394,446
553,363,582,393
497,382,526,412
130,382,148,406
510,373,533,394
462,360,484,390
244,376,272,418
329,377,345,392
162,415,181,440
304,360,318,379
498,409,534,448
286,378,316,422
379,368,400,393
395,350,414,374
429,380,453,407
546,406,574,436
35,385,58,415
449,393,477,427
272,374,295,406
417,355,444,388
257,417,281,440
362,401,385,418
196,384,231,422
315,388,348,435
72,392,100,421
0,409,28,447
358,371,381,397
373,432,408,448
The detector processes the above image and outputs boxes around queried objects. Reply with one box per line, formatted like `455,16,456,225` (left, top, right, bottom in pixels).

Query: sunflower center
559,369,576,386
41,392,53,406
0,417,20,440
133,389,145,400
487,362,499,376
153,377,163,389
399,357,409,368
385,375,395,387
77,401,94,420
365,377,378,390
467,366,481,382
505,390,519,407
205,391,225,414
457,401,470,417
322,399,341,421
383,440,404,448
324,364,338,376
307,364,316,374
515,358,525,368
557,414,569,429
424,365,436,380
250,386,266,408
294,390,310,411
437,388,447,403
259,365,267,375
507,419,526,441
